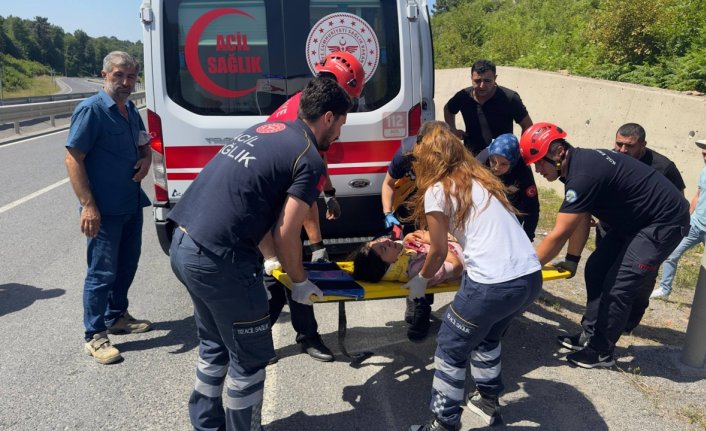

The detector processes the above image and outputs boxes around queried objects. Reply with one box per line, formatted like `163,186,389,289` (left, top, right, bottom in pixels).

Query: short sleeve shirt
168,119,326,258
387,136,417,180
424,181,540,283
560,148,690,232
446,85,529,154
66,88,150,215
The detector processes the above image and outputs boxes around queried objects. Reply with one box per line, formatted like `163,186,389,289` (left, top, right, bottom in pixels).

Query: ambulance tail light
408,103,421,136
148,109,169,203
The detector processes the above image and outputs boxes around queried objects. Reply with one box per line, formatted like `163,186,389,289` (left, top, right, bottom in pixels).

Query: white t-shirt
424,181,540,284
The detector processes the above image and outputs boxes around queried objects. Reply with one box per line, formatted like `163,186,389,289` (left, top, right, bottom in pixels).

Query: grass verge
3,75,60,98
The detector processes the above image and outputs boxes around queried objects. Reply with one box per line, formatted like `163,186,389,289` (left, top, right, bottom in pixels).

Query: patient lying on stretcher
351,230,464,285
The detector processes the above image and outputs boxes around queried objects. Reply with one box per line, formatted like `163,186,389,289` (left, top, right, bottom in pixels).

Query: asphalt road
55,77,104,95
0,123,704,430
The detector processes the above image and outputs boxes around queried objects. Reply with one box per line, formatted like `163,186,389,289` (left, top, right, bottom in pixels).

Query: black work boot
409,416,460,431
466,390,502,425
299,335,334,362
407,298,432,342
404,297,416,324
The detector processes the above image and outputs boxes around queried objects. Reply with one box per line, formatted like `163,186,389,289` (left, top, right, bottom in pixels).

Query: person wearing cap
443,59,532,156
476,133,539,241
259,52,365,362
651,139,706,299
380,120,450,341
600,123,686,331
521,122,689,369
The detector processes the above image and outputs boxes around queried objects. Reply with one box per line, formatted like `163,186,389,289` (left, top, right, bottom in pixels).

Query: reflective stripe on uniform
197,356,228,377
434,356,465,381
226,368,265,392
194,377,224,398
431,375,464,401
226,388,264,410
471,344,501,363
470,344,501,382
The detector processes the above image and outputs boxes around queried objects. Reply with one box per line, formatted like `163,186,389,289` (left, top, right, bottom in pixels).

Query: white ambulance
139,0,435,255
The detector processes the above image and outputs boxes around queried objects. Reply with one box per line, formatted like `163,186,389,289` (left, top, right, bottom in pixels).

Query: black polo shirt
446,85,529,155
560,148,689,233
640,148,685,192
168,120,326,258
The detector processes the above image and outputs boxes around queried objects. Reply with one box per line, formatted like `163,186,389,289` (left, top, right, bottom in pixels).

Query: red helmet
519,122,567,165
314,51,365,98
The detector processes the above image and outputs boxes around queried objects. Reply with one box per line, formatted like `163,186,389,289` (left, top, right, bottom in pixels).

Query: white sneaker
650,288,670,299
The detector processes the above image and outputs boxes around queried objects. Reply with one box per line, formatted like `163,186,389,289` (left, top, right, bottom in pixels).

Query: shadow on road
0,283,65,317
116,315,199,354
265,299,609,431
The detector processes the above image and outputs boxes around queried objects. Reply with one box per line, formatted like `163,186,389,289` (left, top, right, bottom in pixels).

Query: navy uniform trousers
582,223,686,353
170,228,275,431
430,270,543,426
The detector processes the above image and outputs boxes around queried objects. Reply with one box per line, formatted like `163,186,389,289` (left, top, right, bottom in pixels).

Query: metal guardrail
0,91,99,106
0,91,146,135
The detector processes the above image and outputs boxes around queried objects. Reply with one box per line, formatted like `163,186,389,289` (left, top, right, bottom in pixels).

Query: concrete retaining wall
435,66,706,198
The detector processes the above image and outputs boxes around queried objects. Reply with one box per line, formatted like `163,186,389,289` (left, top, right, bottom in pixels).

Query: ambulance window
163,0,399,116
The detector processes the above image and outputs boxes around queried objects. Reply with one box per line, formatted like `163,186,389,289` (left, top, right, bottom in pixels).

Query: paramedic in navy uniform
521,123,689,369
168,77,353,431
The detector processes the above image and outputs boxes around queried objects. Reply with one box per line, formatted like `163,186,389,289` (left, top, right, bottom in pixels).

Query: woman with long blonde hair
406,123,542,431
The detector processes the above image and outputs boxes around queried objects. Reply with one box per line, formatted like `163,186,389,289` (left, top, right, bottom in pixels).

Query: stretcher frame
273,263,569,364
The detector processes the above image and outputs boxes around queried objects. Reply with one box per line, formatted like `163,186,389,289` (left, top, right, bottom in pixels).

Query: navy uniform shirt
168,120,326,258
387,136,416,180
446,86,529,155
560,148,689,233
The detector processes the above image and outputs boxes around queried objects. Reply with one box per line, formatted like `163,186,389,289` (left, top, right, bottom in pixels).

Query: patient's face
370,238,403,264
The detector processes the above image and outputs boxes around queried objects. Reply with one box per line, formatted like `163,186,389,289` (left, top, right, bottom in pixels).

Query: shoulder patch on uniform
256,123,286,134
565,189,578,204
525,185,537,198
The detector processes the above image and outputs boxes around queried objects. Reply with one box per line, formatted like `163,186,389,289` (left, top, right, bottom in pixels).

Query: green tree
588,0,670,64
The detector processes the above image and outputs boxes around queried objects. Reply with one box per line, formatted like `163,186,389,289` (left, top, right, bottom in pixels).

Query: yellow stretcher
273,263,569,364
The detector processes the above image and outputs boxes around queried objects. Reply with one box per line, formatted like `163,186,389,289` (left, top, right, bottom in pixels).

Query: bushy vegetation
0,15,142,92
432,0,706,92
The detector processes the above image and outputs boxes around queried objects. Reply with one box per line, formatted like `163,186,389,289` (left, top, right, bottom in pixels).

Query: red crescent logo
185,8,257,98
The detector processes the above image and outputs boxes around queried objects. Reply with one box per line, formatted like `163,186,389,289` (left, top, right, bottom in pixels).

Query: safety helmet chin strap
541,153,563,175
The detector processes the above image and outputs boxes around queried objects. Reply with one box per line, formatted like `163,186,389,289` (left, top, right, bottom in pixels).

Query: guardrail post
50,115,56,127
681,252,706,368
13,121,20,134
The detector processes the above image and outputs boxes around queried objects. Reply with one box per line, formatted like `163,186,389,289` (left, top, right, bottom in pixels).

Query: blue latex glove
384,212,401,229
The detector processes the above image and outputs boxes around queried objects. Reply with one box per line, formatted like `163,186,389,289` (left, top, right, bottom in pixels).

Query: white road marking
0,129,69,149
0,178,70,215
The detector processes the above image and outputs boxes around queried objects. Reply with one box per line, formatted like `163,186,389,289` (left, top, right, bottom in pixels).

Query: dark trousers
595,221,651,331
582,224,685,353
83,210,143,340
265,274,319,343
170,228,274,431
429,270,543,425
